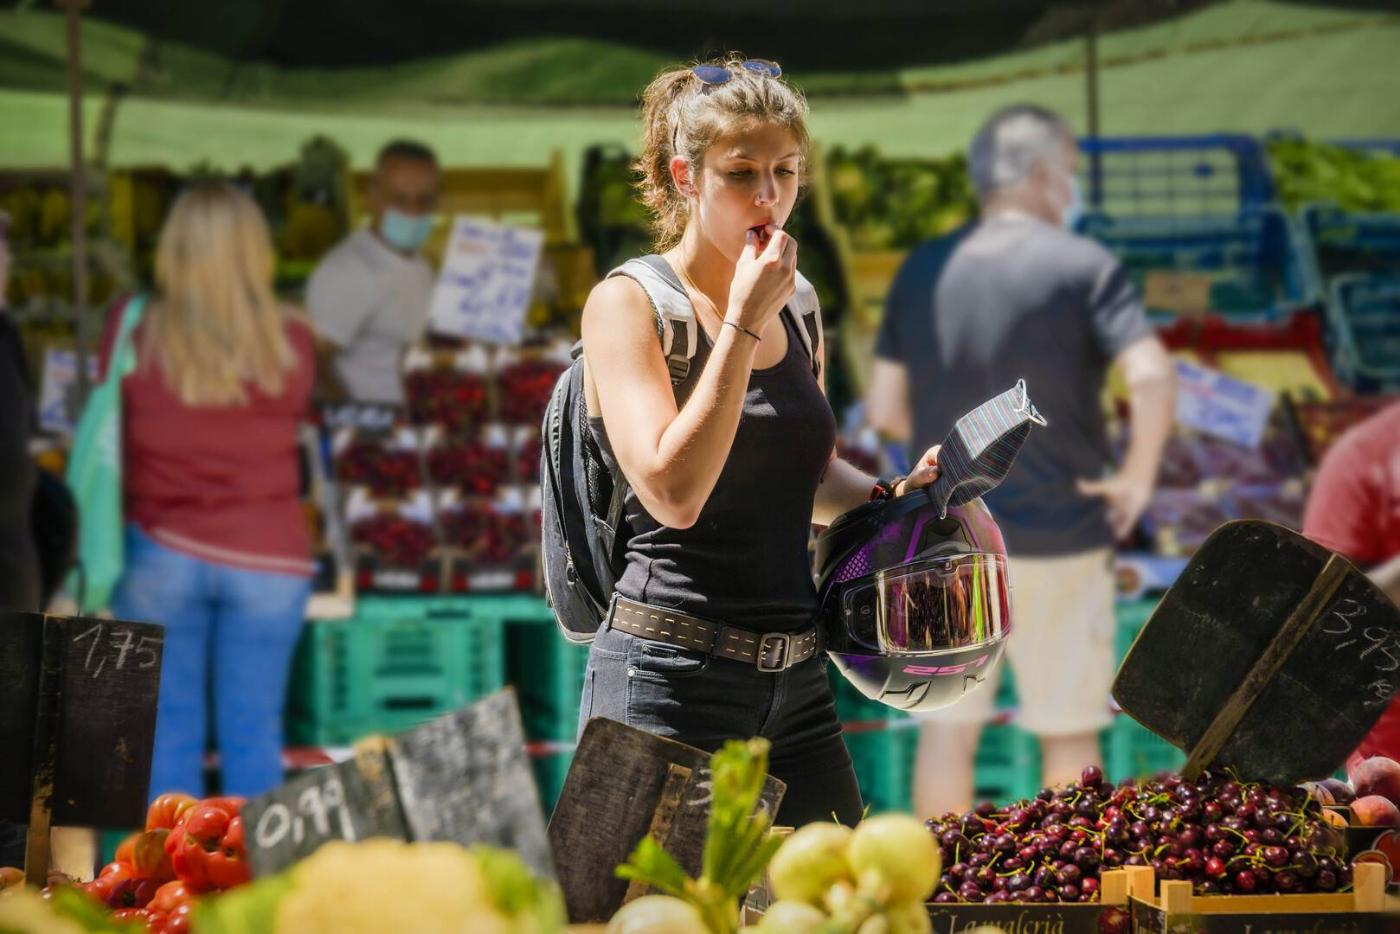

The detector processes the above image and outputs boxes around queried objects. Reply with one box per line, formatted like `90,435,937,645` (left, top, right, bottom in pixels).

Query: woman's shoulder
280,304,317,347
582,270,657,330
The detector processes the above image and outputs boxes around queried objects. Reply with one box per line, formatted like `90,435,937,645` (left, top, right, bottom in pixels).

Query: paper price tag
1174,360,1274,449
428,217,544,346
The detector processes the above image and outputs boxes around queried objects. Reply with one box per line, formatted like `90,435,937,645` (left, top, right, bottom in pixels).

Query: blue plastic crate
1301,202,1400,283
1081,206,1317,321
1077,134,1275,219
1327,274,1400,391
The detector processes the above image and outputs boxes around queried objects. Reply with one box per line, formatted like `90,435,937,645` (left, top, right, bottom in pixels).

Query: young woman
578,57,941,825
103,183,316,798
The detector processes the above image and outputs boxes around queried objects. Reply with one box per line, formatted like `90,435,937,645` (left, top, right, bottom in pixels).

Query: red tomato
145,793,198,832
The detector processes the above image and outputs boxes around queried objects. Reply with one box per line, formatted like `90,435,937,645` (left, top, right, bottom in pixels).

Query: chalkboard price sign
547,718,787,924
1113,521,1400,785
244,741,409,877
243,689,550,879
0,611,164,883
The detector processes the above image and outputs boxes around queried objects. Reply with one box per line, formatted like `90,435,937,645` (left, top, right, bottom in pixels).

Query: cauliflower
270,839,561,934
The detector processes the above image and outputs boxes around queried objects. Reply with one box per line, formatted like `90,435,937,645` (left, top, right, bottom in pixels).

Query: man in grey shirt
309,139,441,403
866,105,1175,814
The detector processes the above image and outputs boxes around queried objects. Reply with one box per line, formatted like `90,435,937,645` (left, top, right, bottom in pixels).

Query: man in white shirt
308,139,441,403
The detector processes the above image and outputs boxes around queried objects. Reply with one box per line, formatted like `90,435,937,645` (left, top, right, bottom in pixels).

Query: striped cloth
928,379,1047,518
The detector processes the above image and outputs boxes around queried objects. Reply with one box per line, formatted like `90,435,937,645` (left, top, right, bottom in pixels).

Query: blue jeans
110,525,310,799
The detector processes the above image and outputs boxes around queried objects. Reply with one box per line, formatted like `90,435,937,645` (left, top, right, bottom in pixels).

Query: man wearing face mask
865,104,1175,814
308,139,441,403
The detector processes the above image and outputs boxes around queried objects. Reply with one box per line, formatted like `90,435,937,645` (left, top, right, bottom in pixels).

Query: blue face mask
380,208,434,253
1061,171,1085,232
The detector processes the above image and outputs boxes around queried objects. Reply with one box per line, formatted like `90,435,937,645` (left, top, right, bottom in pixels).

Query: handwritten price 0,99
71,624,162,679
254,775,356,851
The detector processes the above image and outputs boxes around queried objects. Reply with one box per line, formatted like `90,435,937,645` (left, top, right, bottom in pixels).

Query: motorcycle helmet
816,380,1045,713
815,493,1011,712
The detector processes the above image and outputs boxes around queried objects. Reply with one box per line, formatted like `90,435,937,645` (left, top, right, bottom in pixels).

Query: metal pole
60,0,91,400
1084,12,1103,211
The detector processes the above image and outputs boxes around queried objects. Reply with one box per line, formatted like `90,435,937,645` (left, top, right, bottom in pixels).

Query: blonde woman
102,183,315,797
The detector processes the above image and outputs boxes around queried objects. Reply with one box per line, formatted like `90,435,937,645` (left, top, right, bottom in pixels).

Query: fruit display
332,428,424,496
497,355,567,426
346,489,438,568
1267,137,1400,214
1119,405,1312,555
1303,756,1400,883
439,491,531,564
514,428,542,485
924,766,1354,905
1286,396,1394,466
404,347,492,433
824,145,975,251
424,427,511,494
349,513,437,567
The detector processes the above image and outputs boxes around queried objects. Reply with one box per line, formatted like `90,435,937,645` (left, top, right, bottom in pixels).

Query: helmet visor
840,553,1011,654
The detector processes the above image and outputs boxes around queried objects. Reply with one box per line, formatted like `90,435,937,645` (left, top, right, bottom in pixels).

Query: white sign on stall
38,349,99,434
1174,359,1275,449
427,217,543,346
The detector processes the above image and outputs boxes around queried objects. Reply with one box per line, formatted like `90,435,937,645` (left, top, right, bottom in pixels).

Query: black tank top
590,306,837,634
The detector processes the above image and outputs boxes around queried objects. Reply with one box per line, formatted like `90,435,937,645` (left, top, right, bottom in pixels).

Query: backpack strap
606,256,697,386
788,270,823,382
607,256,825,385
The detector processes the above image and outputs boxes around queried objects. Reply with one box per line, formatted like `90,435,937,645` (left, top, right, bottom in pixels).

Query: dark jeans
579,623,863,826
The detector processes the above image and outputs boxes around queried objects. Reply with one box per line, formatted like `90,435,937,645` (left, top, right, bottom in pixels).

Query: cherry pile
405,369,489,433
497,360,565,425
515,434,541,484
440,504,528,563
350,514,436,566
926,767,1352,905
426,440,509,494
336,440,422,496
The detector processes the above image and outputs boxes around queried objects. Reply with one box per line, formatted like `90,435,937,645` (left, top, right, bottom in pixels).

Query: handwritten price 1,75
72,623,162,679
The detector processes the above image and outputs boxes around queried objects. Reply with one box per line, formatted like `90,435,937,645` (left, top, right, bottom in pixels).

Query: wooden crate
1128,862,1394,933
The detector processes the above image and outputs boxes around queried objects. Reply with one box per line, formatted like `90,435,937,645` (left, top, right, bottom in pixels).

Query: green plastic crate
1115,597,1159,661
531,751,574,815
973,723,1042,805
508,619,589,741
287,595,507,745
846,728,918,815
828,666,909,725
1105,712,1185,784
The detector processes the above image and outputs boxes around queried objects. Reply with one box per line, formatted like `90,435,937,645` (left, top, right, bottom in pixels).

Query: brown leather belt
607,597,820,672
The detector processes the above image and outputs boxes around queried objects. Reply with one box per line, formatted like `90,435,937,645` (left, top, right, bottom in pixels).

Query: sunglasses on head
692,59,782,86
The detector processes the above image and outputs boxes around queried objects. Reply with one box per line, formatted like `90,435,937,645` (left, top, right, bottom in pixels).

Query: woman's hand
726,225,796,333
897,445,941,495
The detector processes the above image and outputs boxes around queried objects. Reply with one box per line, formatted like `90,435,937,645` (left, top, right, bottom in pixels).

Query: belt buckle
756,632,791,672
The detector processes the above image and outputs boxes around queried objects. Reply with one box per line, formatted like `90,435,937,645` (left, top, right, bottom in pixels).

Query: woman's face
686,120,801,262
